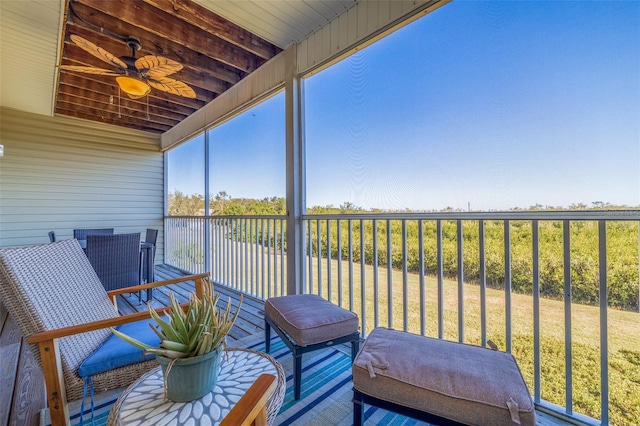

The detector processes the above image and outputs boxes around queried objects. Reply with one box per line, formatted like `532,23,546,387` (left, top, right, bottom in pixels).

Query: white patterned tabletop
108,349,281,426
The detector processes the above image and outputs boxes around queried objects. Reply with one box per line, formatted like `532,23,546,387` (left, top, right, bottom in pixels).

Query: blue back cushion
78,316,167,377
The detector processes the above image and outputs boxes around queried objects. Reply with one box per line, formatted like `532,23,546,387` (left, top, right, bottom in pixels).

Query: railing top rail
166,215,286,220
302,209,640,221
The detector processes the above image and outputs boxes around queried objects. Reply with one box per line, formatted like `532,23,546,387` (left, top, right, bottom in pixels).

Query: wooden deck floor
1,264,572,426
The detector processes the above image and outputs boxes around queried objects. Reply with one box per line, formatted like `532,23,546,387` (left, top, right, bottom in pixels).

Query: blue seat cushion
78,316,167,378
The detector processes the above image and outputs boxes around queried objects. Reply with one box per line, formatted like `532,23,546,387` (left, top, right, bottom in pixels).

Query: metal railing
165,210,640,425
165,216,287,299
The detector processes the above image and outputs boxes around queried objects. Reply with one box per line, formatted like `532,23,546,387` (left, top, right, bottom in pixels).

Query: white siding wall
0,107,164,262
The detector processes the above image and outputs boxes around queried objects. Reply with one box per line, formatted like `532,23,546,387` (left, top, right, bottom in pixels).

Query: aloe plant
111,280,243,359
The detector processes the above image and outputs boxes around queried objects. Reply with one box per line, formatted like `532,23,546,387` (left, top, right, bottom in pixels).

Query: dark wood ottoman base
264,294,360,400
353,389,466,426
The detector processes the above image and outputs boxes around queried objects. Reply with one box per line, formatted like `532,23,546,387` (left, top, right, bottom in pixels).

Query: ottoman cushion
353,328,535,426
265,295,358,346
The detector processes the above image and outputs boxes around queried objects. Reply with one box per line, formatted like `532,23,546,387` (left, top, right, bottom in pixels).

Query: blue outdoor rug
42,333,430,425
236,333,430,426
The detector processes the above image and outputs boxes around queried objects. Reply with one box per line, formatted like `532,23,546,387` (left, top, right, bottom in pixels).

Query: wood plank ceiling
56,0,282,133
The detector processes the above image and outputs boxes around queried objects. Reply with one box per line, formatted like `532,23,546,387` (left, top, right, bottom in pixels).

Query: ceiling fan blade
136,55,183,78
148,76,196,99
59,65,122,76
69,34,127,70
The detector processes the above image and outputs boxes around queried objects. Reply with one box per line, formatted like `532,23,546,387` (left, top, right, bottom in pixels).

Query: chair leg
264,320,271,352
353,389,364,426
293,351,303,400
351,338,360,361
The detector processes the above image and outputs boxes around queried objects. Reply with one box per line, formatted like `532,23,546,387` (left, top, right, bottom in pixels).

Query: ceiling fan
60,34,196,99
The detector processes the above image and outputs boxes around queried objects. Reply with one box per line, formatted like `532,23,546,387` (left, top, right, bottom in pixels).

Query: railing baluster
479,220,487,347
235,218,239,291
254,219,258,296
387,219,393,329
504,219,512,353
261,219,265,299
373,219,379,329
457,219,464,343
317,220,322,297
244,219,253,294
436,219,444,339
418,219,425,336
360,219,366,335
563,219,573,415
227,219,231,288
280,221,285,296
402,219,408,332
348,220,354,312
327,220,333,303
598,220,609,425
532,220,541,403
337,219,343,307
268,219,273,297
308,220,313,294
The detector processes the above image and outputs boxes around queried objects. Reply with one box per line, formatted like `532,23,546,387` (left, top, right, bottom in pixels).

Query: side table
107,348,285,425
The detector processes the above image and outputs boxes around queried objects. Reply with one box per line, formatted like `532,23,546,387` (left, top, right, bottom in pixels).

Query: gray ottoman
264,294,360,400
353,327,536,426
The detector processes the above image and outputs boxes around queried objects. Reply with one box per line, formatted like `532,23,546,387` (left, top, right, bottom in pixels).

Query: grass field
300,255,640,425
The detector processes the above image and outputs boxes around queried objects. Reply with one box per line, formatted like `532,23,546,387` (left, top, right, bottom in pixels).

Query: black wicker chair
73,228,115,240
85,233,142,292
145,228,158,246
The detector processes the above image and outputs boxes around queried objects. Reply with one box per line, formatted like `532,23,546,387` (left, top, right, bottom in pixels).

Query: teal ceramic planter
156,346,223,402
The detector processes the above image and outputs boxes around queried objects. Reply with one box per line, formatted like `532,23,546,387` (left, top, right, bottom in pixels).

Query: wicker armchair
85,233,142,292
0,239,211,426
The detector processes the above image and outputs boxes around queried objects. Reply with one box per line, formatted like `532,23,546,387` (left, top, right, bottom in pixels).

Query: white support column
285,45,305,296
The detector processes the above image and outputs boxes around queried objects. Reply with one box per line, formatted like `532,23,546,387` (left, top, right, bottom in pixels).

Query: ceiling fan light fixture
116,75,150,98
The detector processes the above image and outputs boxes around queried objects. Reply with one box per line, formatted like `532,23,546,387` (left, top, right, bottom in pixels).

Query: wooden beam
75,0,259,72
57,95,180,127
61,43,226,98
58,84,190,122
142,0,281,60
58,71,207,110
56,108,172,133
67,3,246,84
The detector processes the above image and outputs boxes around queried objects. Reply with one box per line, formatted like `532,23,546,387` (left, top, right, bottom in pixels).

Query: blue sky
169,0,640,211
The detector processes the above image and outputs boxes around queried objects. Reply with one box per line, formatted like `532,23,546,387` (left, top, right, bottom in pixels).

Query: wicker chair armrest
220,374,276,426
27,308,165,344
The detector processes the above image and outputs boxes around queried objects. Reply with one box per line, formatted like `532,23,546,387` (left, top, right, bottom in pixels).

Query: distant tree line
168,191,639,310
168,190,286,216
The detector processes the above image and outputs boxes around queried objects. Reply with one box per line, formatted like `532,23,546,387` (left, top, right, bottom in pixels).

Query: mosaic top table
107,348,285,426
